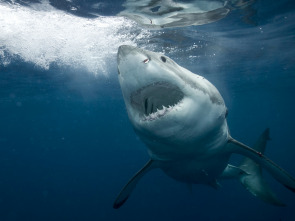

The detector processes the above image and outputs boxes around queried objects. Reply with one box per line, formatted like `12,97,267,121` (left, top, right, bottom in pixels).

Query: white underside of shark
113,45,295,209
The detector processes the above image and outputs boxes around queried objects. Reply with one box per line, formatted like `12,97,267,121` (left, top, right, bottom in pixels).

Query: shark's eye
160,56,166,62
143,58,149,64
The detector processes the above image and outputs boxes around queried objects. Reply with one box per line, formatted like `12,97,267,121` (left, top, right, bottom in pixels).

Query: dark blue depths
0,0,295,221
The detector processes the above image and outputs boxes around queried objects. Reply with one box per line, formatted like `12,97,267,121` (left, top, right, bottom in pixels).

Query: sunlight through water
0,0,150,75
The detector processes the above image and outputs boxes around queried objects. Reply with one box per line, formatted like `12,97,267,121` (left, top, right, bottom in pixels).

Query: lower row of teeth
143,103,180,121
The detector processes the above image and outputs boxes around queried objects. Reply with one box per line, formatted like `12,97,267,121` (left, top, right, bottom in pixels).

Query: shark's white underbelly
158,147,230,184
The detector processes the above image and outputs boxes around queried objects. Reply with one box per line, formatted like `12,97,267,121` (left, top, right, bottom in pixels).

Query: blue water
0,0,295,220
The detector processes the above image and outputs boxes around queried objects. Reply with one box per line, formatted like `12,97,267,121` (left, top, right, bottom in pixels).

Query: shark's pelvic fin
235,129,284,206
113,159,156,209
220,163,284,205
227,129,295,205
238,129,284,206
239,169,286,206
220,164,248,179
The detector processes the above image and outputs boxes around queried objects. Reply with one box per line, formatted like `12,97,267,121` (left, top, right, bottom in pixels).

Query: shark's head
118,45,228,159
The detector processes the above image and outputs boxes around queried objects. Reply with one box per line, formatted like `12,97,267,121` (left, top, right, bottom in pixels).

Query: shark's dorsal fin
227,133,295,194
113,159,157,209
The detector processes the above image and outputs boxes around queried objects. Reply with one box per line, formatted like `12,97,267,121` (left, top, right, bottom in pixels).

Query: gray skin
113,45,295,209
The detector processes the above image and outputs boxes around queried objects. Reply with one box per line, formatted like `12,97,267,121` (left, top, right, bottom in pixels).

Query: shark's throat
130,82,184,121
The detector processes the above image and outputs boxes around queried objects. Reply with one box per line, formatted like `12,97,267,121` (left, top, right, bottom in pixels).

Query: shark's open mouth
130,82,184,121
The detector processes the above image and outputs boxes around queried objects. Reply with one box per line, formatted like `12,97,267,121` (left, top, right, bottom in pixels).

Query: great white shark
113,45,295,209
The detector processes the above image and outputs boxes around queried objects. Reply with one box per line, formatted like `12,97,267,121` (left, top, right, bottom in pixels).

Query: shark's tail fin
237,128,285,206
222,129,286,206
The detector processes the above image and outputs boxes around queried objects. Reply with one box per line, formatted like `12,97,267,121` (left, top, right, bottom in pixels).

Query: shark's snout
118,45,133,56
117,45,137,64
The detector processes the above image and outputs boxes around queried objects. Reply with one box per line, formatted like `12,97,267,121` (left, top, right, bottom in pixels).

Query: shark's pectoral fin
113,159,156,209
227,135,295,195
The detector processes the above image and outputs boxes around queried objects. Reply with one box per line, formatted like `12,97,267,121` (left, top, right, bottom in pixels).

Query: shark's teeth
142,100,182,121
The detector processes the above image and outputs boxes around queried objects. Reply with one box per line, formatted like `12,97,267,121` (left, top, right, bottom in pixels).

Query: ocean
0,0,294,220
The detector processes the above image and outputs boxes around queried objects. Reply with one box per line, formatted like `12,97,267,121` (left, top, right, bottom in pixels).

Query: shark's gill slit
131,82,184,118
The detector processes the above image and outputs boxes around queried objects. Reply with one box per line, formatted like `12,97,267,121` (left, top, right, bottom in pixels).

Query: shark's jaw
130,81,184,121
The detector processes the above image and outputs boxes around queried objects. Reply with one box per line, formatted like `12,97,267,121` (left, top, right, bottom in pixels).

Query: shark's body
114,45,295,209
